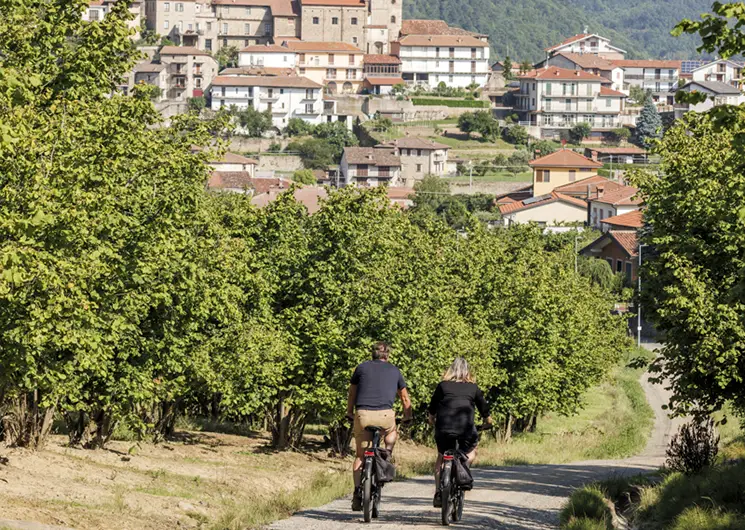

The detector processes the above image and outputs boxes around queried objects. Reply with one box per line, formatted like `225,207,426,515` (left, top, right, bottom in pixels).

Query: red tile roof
386,187,415,200
529,149,603,168
520,66,606,82
219,66,295,76
610,230,639,256
585,146,647,155
212,0,299,16
343,147,401,166
300,0,363,5
556,52,616,70
611,59,681,69
364,76,405,86
498,191,587,215
363,54,401,64
553,175,623,196
599,86,627,97
397,34,488,47
604,209,643,229
240,44,292,53
211,75,322,88
252,186,328,214
545,33,592,52
593,186,642,206
208,172,289,192
400,19,481,37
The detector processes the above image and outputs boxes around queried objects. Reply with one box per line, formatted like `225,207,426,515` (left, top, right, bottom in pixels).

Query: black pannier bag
374,448,396,483
453,450,473,490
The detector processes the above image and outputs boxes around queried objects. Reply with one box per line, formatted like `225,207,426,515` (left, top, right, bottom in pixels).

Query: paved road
271,344,680,530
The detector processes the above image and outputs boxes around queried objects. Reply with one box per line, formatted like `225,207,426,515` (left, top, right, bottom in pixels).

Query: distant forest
403,0,715,63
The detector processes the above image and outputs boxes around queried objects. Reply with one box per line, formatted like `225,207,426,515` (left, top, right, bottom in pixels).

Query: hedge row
411,98,490,108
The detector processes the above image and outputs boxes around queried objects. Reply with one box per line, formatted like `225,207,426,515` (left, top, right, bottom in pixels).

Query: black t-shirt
351,360,406,411
428,381,489,435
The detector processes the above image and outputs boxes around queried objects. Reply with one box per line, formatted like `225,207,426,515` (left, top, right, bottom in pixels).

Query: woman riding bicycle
428,357,492,508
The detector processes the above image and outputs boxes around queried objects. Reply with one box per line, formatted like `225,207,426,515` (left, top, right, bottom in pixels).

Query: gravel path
271,344,680,530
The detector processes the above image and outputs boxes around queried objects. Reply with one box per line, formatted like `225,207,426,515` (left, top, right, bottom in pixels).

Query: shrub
411,98,489,108
267,141,282,152
187,96,206,114
285,118,314,137
504,125,528,145
560,486,613,530
292,169,317,185
666,418,720,475
570,122,592,144
671,507,745,530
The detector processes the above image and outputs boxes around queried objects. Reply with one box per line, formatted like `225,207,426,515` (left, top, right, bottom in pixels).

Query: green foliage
292,138,335,169
391,83,406,95
292,169,317,185
630,112,745,417
532,139,557,157
636,99,663,148
285,117,313,137
411,98,489,108
505,125,529,145
606,128,631,146
403,0,714,62
234,107,273,137
458,111,500,140
560,486,613,530
507,150,531,174
570,122,592,144
187,96,206,114
160,37,175,46
629,86,653,105
502,57,514,80
214,45,239,68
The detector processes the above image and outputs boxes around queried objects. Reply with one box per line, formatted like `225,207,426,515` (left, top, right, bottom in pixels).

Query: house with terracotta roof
552,174,625,199
376,137,450,183
284,40,364,93
158,45,219,100
589,185,643,230
540,52,625,93
340,147,403,187
209,152,259,174
528,149,603,195
238,43,297,67
498,191,589,227
209,75,325,127
545,33,626,61
610,59,681,105
391,32,490,88
517,67,627,140
580,229,640,281
208,172,291,193
362,54,403,94
252,185,329,213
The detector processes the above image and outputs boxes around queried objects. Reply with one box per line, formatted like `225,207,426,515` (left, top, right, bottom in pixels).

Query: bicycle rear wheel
454,489,464,522
363,458,373,523
372,481,381,518
440,462,452,526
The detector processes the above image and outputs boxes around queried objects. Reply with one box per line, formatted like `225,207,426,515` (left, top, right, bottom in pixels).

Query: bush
671,507,745,530
504,125,528,145
570,122,592,144
292,169,317,185
560,486,613,530
666,418,720,475
267,141,282,152
411,98,489,108
285,118,313,137
506,150,531,174
187,96,206,114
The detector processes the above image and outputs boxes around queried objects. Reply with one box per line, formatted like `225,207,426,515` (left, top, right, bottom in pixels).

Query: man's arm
398,388,413,420
475,388,493,425
346,384,357,421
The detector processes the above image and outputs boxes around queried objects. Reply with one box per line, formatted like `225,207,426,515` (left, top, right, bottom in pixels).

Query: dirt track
271,344,679,530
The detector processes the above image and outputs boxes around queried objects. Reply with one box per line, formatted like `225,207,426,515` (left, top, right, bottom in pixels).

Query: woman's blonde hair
442,357,475,383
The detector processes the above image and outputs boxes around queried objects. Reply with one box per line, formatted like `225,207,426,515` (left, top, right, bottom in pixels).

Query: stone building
299,0,366,49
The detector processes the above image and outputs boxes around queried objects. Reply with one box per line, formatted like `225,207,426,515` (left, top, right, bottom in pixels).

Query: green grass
560,486,613,530
426,134,513,149
446,171,532,183
669,507,745,530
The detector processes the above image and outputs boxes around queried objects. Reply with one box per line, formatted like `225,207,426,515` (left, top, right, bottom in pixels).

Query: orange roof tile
498,191,587,215
240,44,292,53
400,19,482,37
529,149,603,168
211,75,322,88
212,0,299,16
553,175,623,196
521,66,606,82
555,52,616,70
545,33,592,52
397,34,488,47
604,210,644,229
593,186,643,206
363,54,401,64
599,86,627,97
300,0,364,5
610,231,639,256
611,59,681,69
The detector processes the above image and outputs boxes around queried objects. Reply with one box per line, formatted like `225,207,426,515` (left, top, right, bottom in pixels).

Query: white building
209,75,325,128
516,66,627,140
545,33,626,61
238,44,297,68
541,53,625,93
691,59,743,90
391,34,490,88
677,80,745,113
589,186,642,230
610,60,681,105
498,192,589,227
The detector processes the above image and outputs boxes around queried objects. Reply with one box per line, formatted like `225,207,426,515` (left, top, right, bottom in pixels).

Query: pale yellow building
529,149,603,196
285,40,364,93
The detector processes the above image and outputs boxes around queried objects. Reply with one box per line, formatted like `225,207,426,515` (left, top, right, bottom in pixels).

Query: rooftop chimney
597,185,605,199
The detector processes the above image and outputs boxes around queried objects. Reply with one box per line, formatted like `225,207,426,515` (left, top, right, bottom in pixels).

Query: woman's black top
428,381,489,435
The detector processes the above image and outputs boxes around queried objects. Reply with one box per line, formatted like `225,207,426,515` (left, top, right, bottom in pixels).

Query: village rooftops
585,147,647,156
284,41,363,53
396,34,488,48
529,149,604,169
134,62,166,73
545,33,626,54
252,186,328,214
580,230,639,258
365,77,405,86
498,191,587,216
240,44,292,53
555,52,616,70
686,80,743,95
299,0,363,5
603,210,644,229
593,186,642,206
552,175,624,197
211,0,299,17
520,66,607,82
344,147,401,167
210,75,322,88
219,66,295,76
159,46,212,56
363,54,402,64
599,86,627,97
208,173,290,192
378,137,451,150
610,59,681,69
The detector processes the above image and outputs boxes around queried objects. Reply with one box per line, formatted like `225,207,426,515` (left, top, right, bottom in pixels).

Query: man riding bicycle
428,357,492,507
346,341,413,511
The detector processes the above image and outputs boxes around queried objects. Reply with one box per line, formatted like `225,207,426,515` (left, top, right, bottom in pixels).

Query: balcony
172,81,186,89
193,69,203,76
260,92,280,100
296,106,317,115
269,106,286,114
625,74,676,81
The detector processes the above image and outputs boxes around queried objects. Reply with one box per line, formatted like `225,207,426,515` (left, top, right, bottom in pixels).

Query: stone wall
228,137,292,153
257,154,304,172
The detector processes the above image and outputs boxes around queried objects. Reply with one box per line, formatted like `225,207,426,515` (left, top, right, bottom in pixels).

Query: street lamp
637,243,648,348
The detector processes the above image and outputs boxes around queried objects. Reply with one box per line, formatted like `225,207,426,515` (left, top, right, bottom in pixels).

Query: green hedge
411,98,489,108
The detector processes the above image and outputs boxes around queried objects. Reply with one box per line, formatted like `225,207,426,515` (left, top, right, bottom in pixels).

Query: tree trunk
1,392,56,449
84,409,117,449
504,414,513,443
327,423,354,457
270,396,307,450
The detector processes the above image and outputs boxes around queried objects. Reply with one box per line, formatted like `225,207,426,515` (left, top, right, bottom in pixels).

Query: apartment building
132,62,169,101
238,44,297,67
541,52,625,93
212,0,275,49
145,0,211,45
362,54,402,94
209,75,325,128
691,59,744,89
285,41,364,93
516,67,627,139
391,34,490,88
340,147,403,187
85,0,143,39
159,46,219,99
610,59,681,104
677,80,745,113
299,0,366,49
376,137,450,184
545,33,626,60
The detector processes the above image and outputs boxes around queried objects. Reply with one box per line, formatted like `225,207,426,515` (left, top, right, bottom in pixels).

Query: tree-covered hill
403,0,714,63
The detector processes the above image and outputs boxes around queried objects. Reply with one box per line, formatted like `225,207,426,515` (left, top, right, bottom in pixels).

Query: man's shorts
354,409,396,454
435,429,479,455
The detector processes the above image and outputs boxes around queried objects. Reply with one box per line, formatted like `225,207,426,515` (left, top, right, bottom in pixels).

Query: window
164,20,169,30
606,258,613,269
299,67,306,74
402,149,408,155
264,22,271,34
346,69,355,79
391,15,396,23
305,103,314,114
536,170,543,183
326,68,337,79
349,54,355,65
417,149,422,156
352,37,358,44
416,164,422,172
449,75,453,83
221,87,226,96
332,17,339,24
222,38,228,46
545,98,552,111
244,23,250,34
164,2,170,11
569,170,576,182
544,170,550,182
565,98,571,108
187,23,192,30
351,17,357,25
328,54,335,65
206,21,212,31
220,99,225,107
545,82,552,95
313,16,319,24
89,9,100,21
245,6,251,14
195,78,202,88
616,260,623,273
606,97,612,108
222,23,228,34
175,2,183,11
625,262,632,280
205,39,212,51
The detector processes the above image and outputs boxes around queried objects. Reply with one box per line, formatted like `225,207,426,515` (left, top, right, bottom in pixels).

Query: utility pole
637,243,647,348
469,161,473,193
